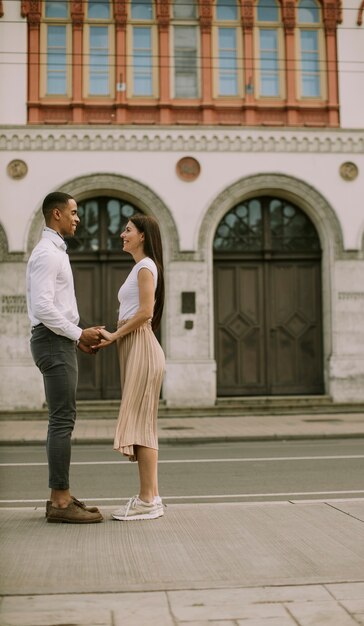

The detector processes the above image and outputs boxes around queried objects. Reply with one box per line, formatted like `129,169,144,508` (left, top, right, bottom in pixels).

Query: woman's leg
135,446,158,503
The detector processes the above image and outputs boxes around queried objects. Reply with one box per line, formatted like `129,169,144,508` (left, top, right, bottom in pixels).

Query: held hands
80,326,105,346
78,326,105,356
91,328,117,351
78,342,98,355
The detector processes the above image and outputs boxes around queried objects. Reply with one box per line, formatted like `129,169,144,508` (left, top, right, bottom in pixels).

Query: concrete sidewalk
1,411,364,445
1,501,364,625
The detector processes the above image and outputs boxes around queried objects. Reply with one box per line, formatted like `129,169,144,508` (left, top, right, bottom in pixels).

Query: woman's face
120,221,144,255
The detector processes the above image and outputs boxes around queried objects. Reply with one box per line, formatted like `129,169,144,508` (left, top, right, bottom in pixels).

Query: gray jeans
30,325,78,490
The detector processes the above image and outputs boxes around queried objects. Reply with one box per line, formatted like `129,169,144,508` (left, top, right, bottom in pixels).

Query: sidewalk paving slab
1,583,364,626
1,412,364,445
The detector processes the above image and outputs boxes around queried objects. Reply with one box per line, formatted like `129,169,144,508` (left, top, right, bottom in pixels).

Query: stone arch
0,223,9,262
198,173,344,395
26,173,179,260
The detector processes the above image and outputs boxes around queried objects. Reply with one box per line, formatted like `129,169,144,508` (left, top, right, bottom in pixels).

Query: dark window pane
107,200,139,250
269,199,321,251
67,201,99,251
213,200,263,251
214,197,321,253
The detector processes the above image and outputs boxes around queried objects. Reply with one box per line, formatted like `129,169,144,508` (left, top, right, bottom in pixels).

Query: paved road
1,438,363,507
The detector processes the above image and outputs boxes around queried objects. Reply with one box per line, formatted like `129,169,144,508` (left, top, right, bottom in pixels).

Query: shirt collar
43,227,67,251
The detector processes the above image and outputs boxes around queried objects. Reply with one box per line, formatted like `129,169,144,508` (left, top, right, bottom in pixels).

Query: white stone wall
1,128,363,253
0,1,363,410
0,262,44,410
1,127,363,409
338,1,364,129
0,1,27,125
330,261,364,401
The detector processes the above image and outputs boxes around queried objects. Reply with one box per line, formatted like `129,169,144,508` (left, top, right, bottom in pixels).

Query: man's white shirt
26,228,82,341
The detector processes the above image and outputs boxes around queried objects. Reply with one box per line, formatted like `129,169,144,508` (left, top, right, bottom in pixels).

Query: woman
95,214,165,521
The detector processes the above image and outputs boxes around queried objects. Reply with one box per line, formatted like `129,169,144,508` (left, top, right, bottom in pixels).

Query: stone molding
26,173,180,261
0,224,24,262
1,128,363,154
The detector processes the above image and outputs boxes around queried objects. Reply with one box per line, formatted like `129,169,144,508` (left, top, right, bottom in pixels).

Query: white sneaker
112,495,162,521
154,495,164,517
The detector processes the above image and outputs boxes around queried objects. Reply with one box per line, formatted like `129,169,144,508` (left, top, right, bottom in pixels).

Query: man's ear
53,208,61,221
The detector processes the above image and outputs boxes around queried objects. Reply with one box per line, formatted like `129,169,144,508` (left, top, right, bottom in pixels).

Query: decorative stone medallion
176,157,201,182
339,161,359,182
7,159,28,180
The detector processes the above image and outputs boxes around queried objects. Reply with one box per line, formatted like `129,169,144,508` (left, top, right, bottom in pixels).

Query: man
26,192,103,523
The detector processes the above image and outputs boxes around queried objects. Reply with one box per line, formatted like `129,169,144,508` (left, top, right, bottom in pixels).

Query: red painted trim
26,0,341,128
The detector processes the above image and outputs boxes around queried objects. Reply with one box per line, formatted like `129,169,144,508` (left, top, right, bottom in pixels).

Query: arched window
67,198,139,252
128,0,157,97
297,0,324,98
41,1,70,97
213,198,320,252
172,0,199,98
214,0,242,97
255,0,284,98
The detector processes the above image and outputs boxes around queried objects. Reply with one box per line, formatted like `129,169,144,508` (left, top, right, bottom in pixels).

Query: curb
1,432,364,446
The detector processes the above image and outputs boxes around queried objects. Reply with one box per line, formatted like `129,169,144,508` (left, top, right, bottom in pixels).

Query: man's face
57,199,80,238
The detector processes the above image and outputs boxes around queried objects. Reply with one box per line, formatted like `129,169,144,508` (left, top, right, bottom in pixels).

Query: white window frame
127,0,158,98
40,3,72,98
296,1,326,100
254,0,285,100
170,0,200,99
213,0,243,99
83,1,115,98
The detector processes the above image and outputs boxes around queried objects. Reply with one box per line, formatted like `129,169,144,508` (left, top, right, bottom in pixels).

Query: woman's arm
96,268,155,347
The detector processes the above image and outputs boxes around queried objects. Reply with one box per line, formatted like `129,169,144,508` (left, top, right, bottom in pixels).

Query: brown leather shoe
45,496,100,518
47,501,103,524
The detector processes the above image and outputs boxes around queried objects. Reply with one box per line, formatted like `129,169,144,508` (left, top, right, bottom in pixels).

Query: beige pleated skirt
114,320,165,461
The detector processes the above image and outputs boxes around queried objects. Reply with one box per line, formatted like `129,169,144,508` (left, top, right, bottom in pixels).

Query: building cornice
0,127,363,153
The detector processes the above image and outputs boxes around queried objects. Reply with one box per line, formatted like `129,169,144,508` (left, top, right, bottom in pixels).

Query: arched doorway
213,196,324,396
67,196,140,399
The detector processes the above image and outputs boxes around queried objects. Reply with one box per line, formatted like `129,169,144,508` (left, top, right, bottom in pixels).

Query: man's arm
29,249,102,344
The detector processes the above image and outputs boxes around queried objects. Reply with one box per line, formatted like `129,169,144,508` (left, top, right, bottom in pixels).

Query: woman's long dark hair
130,214,165,332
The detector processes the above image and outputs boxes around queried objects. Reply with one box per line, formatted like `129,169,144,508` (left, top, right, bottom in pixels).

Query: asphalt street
1,438,363,508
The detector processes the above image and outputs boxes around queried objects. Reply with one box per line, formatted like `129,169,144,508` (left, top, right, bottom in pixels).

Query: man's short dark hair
42,192,74,223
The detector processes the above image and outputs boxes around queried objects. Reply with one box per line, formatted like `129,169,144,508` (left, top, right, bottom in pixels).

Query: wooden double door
67,196,139,400
214,197,324,396
72,260,132,399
